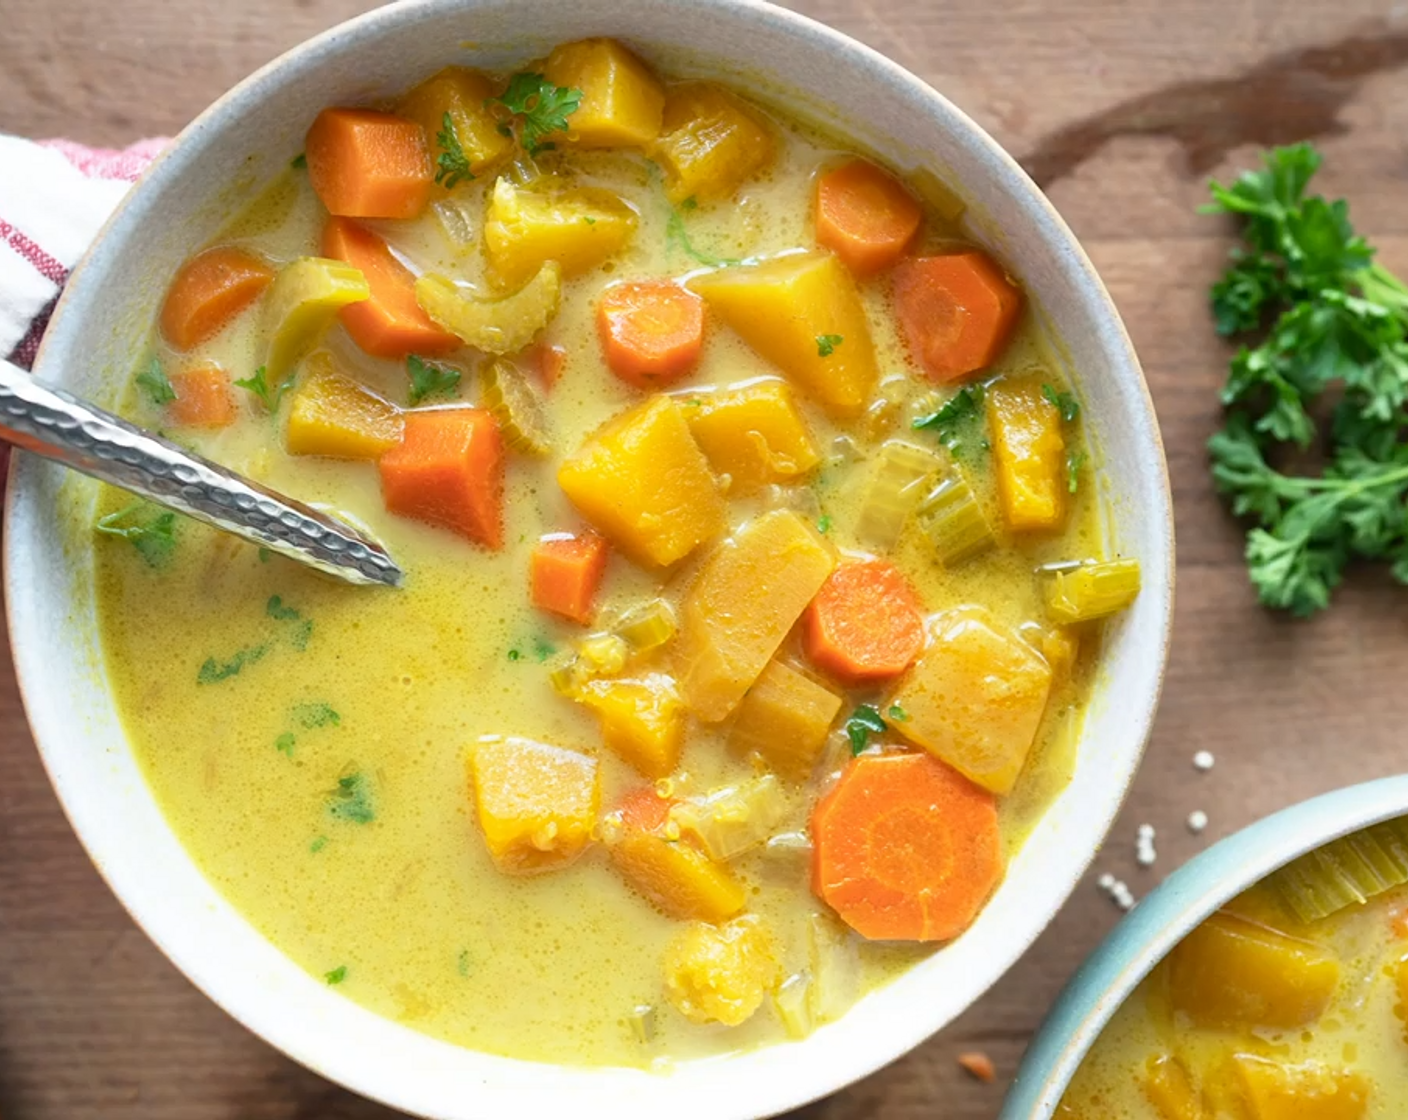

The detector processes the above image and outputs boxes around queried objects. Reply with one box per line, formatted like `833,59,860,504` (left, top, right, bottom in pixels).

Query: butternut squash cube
484,177,638,288
987,376,1067,532
1232,1056,1369,1120
728,659,842,779
676,510,835,722
1140,1054,1202,1120
578,674,684,779
557,395,726,567
663,915,780,1026
689,252,878,418
685,380,820,489
651,82,776,202
396,67,514,178
609,826,746,922
286,356,403,459
468,737,600,875
543,38,665,148
888,606,1053,795
1166,913,1340,1030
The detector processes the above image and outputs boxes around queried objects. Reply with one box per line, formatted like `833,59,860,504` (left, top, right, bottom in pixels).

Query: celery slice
916,474,995,565
668,774,787,861
415,261,561,355
431,198,477,253
773,971,814,1039
262,257,370,386
481,358,552,456
1270,817,1408,923
855,440,944,549
615,599,677,654
1043,558,1142,623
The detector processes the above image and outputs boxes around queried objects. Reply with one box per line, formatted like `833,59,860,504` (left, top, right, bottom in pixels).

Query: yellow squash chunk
557,394,726,567
689,252,878,418
262,257,370,387
1166,913,1340,1030
468,737,600,875
685,379,820,489
663,915,780,1026
396,66,513,177
285,356,403,459
542,38,665,148
610,827,746,923
651,82,776,202
578,674,684,779
676,510,835,722
728,659,841,780
987,377,1067,532
415,261,561,355
888,606,1053,795
1232,1055,1369,1120
484,177,637,288
1141,1054,1203,1120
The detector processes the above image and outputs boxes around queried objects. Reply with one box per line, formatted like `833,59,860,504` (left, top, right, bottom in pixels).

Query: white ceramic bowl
5,1,1174,1117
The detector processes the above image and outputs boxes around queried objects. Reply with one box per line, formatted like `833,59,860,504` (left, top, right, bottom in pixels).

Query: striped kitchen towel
0,134,167,371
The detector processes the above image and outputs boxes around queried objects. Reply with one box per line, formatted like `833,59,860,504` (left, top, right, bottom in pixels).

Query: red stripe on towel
0,218,67,286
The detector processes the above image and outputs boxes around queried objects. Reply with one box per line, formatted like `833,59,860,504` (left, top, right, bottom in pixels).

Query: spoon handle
0,359,403,588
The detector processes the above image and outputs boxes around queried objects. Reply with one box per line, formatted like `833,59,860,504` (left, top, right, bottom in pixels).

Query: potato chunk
557,395,726,567
888,607,1052,795
609,819,746,923
543,38,665,148
484,177,637,287
396,66,513,177
987,376,1067,532
468,737,600,875
685,380,820,489
677,511,836,721
689,252,878,418
1166,913,1339,1030
285,356,403,459
663,915,780,1026
651,83,776,202
1232,1055,1369,1120
728,659,842,780
578,674,684,779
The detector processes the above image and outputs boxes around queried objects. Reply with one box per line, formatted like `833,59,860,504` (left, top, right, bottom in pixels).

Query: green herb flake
234,365,294,413
434,111,474,189
1067,448,1087,493
290,152,307,170
406,354,461,406
328,772,375,825
582,216,596,226
310,835,328,854
887,704,909,722
95,502,178,568
290,618,314,652
136,356,177,406
665,203,741,268
196,643,269,685
1042,383,1081,423
844,704,888,756
324,965,347,985
914,384,986,457
817,514,832,534
275,732,296,756
257,548,272,563
487,73,583,154
293,702,341,729
532,636,556,663
816,334,844,358
507,648,522,662
267,595,301,621
457,949,473,977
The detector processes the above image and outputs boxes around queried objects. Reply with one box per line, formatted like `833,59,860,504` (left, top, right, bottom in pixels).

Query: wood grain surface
4,0,1408,1116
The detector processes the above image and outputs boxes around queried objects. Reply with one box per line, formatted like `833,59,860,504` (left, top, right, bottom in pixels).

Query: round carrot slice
803,558,925,685
812,752,1002,942
159,246,273,351
892,251,1022,383
597,280,705,389
815,159,923,276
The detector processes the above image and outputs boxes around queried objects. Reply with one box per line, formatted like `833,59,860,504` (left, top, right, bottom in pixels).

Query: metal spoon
0,359,403,588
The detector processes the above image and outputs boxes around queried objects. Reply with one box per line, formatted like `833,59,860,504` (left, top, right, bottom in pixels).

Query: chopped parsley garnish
532,636,555,662
267,595,300,621
434,111,474,189
486,73,582,155
267,595,313,649
276,732,296,756
457,949,473,977
290,152,307,170
1067,448,1087,493
234,365,294,413
817,514,832,534
666,196,741,267
844,704,888,755
887,703,909,722
816,334,844,357
324,965,347,985
196,643,268,684
136,356,176,406
914,384,986,457
328,771,375,824
507,649,522,662
310,835,328,854
1042,383,1081,423
583,216,596,226
407,354,461,406
95,502,177,568
293,702,341,729
257,548,272,563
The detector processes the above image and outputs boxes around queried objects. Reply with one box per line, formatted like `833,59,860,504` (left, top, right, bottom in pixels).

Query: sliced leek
855,440,944,549
614,599,677,654
668,774,787,862
481,358,552,456
415,260,561,355
431,198,477,253
916,474,995,566
1042,558,1142,623
1270,817,1408,923
772,972,814,1039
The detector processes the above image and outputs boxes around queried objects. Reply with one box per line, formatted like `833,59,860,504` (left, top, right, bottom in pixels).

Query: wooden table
3,1,1408,1115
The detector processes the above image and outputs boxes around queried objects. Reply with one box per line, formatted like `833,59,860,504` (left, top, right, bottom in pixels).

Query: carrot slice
803,559,925,686
530,532,610,624
597,280,704,388
159,246,273,351
812,752,1002,941
378,409,503,548
531,342,567,391
167,363,238,429
305,107,433,220
892,251,1022,383
815,159,923,276
321,217,459,360
615,787,675,833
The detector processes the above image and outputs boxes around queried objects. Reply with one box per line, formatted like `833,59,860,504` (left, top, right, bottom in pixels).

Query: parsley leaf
234,365,294,413
95,502,178,568
267,595,300,621
406,354,461,406
196,643,268,684
434,111,473,189
324,965,347,985
1067,448,1087,493
136,356,176,406
328,772,375,824
817,514,832,534
887,703,909,722
844,704,887,755
487,73,582,155
914,385,986,457
276,732,297,756
816,334,844,357
290,152,307,170
293,702,341,729
1042,383,1081,422
666,199,741,268
310,835,328,853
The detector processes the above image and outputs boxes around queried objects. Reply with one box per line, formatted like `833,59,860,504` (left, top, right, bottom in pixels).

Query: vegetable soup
94,39,1140,1068
1060,820,1408,1119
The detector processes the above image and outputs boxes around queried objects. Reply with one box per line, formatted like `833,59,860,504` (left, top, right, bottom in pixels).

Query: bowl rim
1001,773,1408,1119
4,0,1174,1116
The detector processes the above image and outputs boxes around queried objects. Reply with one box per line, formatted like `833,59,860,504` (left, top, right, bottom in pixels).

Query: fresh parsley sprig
1204,142,1408,617
844,704,888,755
407,354,461,406
234,365,294,413
914,384,986,458
434,112,473,189
95,502,177,568
486,73,582,156
136,356,176,406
